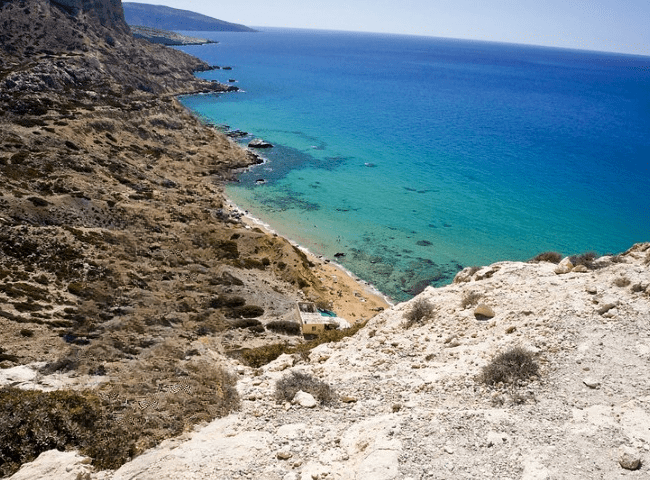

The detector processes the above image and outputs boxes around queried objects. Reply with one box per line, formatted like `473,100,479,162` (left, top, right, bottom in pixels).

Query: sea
177,28,650,302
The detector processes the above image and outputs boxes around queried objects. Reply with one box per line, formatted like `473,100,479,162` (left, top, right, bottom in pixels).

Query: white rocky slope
11,244,650,480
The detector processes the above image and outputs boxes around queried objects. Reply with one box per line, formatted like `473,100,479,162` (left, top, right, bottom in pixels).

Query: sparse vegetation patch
530,251,563,264
275,371,335,405
403,297,434,328
480,346,539,386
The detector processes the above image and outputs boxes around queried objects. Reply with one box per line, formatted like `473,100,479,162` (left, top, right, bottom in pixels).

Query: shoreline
223,198,394,322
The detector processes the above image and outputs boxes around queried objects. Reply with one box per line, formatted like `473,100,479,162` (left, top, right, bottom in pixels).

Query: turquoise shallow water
178,28,650,301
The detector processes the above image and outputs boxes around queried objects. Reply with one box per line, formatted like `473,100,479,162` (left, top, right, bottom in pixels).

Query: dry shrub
480,346,539,386
228,318,263,329
0,360,240,476
292,320,367,359
240,343,289,368
467,266,481,276
530,251,563,264
266,320,301,336
461,291,482,309
569,251,598,269
225,305,264,318
0,387,135,476
237,321,368,367
275,371,335,405
403,297,434,328
613,276,631,288
209,295,245,308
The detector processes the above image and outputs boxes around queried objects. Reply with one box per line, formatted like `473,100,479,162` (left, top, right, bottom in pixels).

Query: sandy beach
224,199,392,323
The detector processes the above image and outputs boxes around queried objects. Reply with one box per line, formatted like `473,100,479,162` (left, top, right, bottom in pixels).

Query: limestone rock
583,377,601,389
554,257,574,274
276,450,292,460
618,446,641,470
572,264,588,273
267,353,295,372
293,390,317,408
474,303,495,319
8,449,92,480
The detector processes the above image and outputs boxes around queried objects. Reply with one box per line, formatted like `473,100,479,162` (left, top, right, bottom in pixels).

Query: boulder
8,449,92,480
554,257,574,274
293,390,317,408
618,446,641,470
474,303,495,319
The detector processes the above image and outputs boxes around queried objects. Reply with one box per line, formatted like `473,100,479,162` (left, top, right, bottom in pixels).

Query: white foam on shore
224,198,394,306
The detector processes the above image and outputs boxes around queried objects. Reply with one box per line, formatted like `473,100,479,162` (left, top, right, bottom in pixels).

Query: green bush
240,343,289,368
480,346,539,386
240,258,266,270
237,321,368,367
274,371,335,405
228,318,262,329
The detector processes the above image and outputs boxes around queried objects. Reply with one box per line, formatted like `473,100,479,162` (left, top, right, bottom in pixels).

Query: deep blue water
178,28,650,301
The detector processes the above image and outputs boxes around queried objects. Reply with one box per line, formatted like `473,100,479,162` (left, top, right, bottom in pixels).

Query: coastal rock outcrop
248,138,274,148
14,243,648,479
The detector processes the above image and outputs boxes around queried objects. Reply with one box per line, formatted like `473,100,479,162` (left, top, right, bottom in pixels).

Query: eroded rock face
71,243,649,479
50,0,126,30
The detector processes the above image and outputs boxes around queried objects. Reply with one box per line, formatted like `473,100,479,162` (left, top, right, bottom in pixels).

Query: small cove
179,28,650,301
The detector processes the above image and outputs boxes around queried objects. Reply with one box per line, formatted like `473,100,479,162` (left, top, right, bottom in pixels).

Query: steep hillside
8,244,650,479
0,0,385,476
123,2,256,32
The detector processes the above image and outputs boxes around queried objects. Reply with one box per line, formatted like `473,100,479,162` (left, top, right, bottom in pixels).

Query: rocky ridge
10,244,650,479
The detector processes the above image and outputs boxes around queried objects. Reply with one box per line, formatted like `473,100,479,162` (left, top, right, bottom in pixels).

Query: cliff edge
9,244,650,479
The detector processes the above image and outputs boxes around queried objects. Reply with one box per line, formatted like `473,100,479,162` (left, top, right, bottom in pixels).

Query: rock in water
248,138,274,148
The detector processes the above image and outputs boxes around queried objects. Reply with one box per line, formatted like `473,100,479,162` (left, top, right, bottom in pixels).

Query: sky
125,0,650,56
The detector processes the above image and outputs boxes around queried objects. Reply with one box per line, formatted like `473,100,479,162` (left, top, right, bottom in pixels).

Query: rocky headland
129,26,217,46
1,1,649,479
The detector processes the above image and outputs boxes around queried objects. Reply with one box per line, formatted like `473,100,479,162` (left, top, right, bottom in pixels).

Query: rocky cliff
50,0,126,30
2,1,648,479
7,244,650,479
